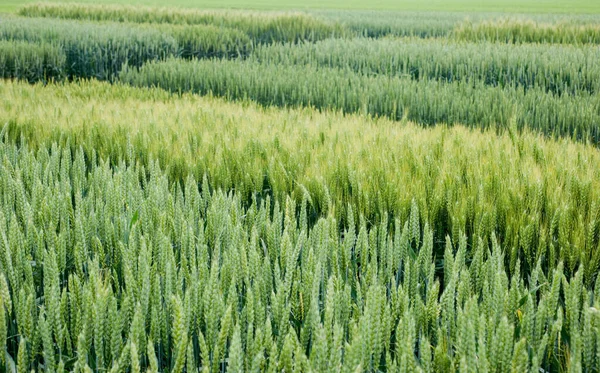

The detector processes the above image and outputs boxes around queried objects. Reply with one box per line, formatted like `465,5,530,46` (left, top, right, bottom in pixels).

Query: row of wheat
17,3,344,44
251,37,600,96
0,17,253,80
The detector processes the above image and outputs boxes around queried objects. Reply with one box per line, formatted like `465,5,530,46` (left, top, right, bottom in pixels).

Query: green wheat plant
250,37,600,95
0,40,66,82
1,3,600,371
0,17,178,80
0,133,597,372
453,18,600,44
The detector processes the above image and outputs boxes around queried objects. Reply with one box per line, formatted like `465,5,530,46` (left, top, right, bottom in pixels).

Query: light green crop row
454,18,600,44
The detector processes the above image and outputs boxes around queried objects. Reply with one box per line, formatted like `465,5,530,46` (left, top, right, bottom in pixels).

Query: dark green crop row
150,24,252,60
251,38,600,96
0,17,178,80
0,40,66,82
0,17,253,80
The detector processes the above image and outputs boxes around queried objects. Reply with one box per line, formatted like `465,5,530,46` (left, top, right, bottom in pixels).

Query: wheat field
0,2,600,372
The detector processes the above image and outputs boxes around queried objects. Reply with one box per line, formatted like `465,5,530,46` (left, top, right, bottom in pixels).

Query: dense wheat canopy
0,80,600,372
0,17,179,79
250,38,600,95
0,40,66,82
0,135,597,373
1,1,600,372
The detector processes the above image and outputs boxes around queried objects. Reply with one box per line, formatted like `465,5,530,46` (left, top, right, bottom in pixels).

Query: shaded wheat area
0,40,66,82
0,17,179,80
0,17,253,80
0,82,600,371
